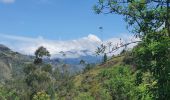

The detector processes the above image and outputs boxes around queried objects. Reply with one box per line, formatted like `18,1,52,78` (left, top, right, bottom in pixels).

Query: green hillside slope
66,55,152,100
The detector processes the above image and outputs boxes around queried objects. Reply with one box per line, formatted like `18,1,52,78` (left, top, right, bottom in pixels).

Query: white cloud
104,34,140,55
0,33,139,58
0,0,15,4
0,34,101,56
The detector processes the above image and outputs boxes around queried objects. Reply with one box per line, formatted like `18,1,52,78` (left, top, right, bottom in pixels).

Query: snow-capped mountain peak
86,34,101,42
1,33,138,58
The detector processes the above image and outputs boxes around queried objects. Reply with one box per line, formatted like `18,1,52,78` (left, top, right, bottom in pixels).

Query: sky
0,0,129,40
0,0,136,57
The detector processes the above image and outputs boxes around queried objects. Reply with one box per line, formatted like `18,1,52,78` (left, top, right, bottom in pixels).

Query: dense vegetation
0,52,161,100
0,0,170,100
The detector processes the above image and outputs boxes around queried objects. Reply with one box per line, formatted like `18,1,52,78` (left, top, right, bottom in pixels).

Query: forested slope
0,44,32,82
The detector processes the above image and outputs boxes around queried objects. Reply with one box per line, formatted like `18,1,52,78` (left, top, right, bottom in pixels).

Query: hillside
74,56,125,87
0,43,168,100
62,55,152,100
0,44,33,82
0,44,96,79
74,56,126,95
0,44,99,81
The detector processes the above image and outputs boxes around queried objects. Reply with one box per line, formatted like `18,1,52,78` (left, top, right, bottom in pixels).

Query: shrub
74,92,94,100
33,91,50,100
99,66,152,100
0,85,19,100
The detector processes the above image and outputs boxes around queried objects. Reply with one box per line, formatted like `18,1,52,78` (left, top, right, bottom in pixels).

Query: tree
24,47,54,99
94,0,170,37
94,0,170,99
80,59,86,65
34,46,50,64
24,64,36,74
41,64,52,74
103,53,107,63
134,33,170,99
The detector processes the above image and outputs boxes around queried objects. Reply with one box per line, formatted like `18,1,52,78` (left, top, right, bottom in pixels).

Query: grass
74,55,125,88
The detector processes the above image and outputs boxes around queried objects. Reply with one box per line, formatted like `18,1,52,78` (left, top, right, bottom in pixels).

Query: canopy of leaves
34,46,50,64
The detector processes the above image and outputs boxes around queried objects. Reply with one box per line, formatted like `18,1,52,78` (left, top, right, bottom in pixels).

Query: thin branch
106,41,141,54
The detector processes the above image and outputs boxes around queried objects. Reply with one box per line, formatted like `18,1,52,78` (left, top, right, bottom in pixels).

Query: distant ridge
0,44,102,82
0,44,11,52
0,44,32,82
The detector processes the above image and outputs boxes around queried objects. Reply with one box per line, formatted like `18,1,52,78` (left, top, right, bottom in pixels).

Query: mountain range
1,34,139,58
0,44,102,82
0,34,138,81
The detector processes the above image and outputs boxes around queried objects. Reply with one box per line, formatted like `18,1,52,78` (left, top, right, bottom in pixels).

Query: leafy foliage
99,66,137,100
0,85,19,100
94,0,169,37
94,0,170,99
103,53,107,63
134,31,170,99
34,46,50,64
0,0,169,99
33,91,50,100
74,92,94,100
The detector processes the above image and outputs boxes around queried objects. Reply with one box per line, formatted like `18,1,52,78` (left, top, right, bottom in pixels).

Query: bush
41,64,52,73
74,92,94,100
83,64,94,73
33,91,50,100
0,85,19,100
99,66,152,100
